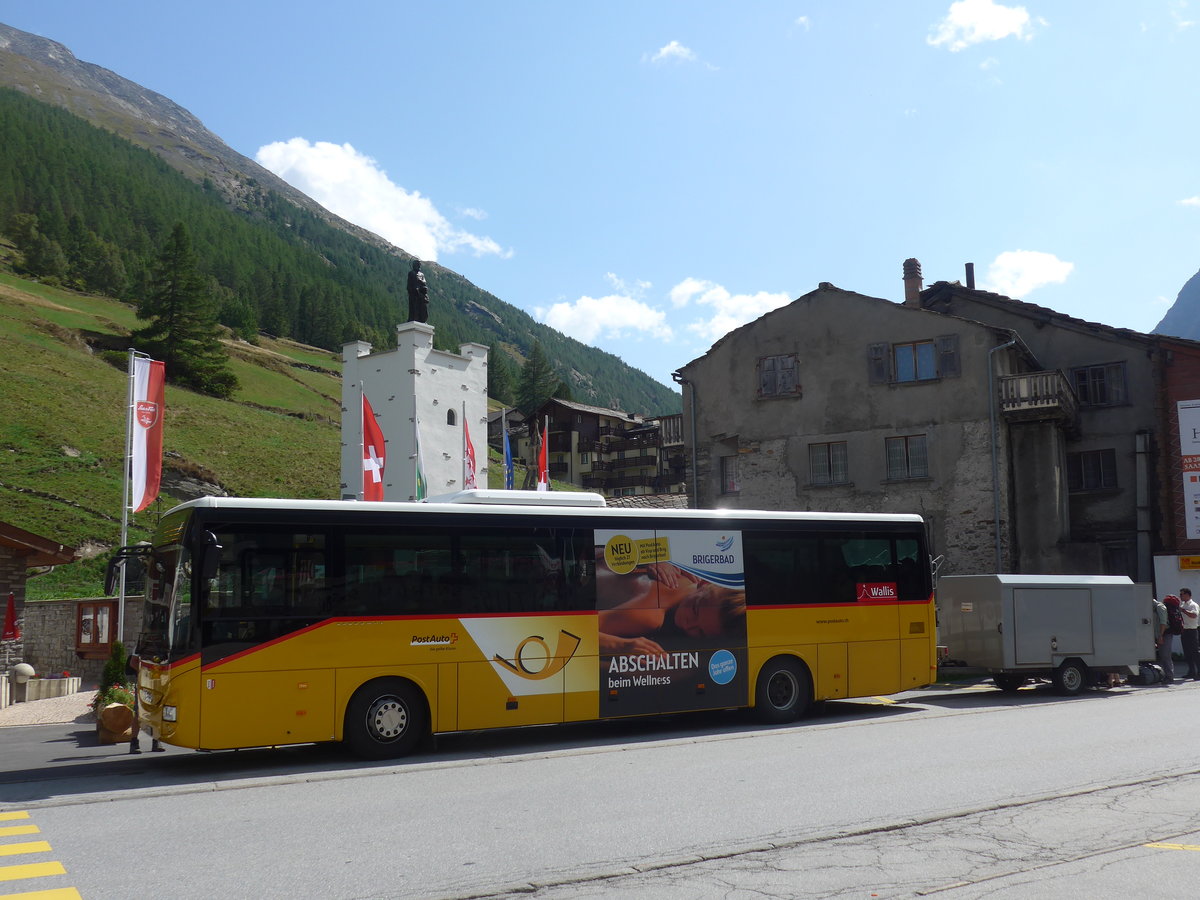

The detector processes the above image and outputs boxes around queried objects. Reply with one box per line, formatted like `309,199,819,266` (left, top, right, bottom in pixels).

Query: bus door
839,534,905,697
198,531,336,749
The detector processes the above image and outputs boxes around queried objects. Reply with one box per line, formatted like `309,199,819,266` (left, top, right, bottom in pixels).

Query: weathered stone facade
676,282,1075,577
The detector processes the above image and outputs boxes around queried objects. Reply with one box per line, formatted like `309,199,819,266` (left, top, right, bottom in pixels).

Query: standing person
1155,595,1175,685
1181,588,1200,680
1160,595,1182,684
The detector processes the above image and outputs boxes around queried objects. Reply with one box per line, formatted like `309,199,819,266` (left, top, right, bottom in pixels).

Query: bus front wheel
754,657,811,724
344,678,428,759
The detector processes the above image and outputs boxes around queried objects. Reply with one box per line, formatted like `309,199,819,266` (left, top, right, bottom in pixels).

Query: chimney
902,258,923,307
965,262,975,289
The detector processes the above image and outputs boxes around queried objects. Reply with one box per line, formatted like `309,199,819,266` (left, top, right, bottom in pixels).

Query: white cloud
535,294,673,345
1179,196,1200,207
795,16,811,30
981,250,1074,297
649,40,697,64
673,278,792,341
460,207,488,220
928,0,1036,52
255,138,509,261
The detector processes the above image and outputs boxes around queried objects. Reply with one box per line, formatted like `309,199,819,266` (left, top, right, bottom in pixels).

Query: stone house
673,265,1200,581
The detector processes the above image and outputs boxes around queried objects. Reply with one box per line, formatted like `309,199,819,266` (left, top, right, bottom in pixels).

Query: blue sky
5,1,1200,391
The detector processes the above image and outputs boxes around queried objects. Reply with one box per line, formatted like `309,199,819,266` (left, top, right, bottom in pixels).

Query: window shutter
779,355,798,393
868,343,890,384
759,356,777,396
937,335,960,378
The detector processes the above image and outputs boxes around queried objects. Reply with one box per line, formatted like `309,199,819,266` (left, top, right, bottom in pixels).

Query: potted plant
91,640,135,743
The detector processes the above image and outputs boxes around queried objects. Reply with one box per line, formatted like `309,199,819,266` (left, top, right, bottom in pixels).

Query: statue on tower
407,259,429,323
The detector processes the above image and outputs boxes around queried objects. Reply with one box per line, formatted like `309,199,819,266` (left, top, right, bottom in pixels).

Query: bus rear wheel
344,678,427,759
754,657,811,724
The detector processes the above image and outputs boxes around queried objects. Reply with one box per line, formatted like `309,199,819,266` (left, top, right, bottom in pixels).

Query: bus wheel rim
368,697,409,741
768,671,797,709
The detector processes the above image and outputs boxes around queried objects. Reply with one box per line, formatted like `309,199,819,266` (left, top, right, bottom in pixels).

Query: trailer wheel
344,678,428,759
754,657,811,724
993,674,1026,693
1052,660,1088,696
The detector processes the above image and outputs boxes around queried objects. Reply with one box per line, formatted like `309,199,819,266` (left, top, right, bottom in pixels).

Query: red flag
463,415,477,489
537,422,550,491
362,393,386,501
131,357,165,512
2,592,18,641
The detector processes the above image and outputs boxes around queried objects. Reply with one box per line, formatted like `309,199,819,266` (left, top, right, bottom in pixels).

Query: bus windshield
136,543,194,662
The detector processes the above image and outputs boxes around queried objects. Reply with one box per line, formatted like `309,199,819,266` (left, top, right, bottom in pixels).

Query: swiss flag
362,393,386,501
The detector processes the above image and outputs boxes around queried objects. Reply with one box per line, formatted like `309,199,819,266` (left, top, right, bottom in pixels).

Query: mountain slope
0,21,680,415
1153,267,1200,340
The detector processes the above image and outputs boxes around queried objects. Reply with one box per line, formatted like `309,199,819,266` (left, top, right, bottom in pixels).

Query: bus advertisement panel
596,528,747,717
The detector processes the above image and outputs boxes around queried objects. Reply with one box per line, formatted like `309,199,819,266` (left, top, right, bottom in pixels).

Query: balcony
658,414,684,446
606,434,661,453
612,453,658,470
998,370,1078,427
548,462,570,476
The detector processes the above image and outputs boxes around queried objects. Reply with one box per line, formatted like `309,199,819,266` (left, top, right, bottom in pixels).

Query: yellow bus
108,491,935,758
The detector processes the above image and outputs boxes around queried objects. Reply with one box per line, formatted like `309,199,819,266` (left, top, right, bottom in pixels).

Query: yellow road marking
0,829,37,839
870,697,896,705
0,815,30,823
0,845,50,858
0,862,66,882
1146,842,1200,851
0,889,83,899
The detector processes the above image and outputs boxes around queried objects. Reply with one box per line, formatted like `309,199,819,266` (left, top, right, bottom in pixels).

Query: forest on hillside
0,87,680,415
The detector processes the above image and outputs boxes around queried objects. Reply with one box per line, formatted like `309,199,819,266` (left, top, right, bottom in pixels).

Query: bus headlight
162,705,178,722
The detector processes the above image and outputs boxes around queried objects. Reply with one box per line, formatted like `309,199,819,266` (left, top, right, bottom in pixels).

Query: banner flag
362,392,386,501
502,410,514,490
537,419,550,491
463,404,477,490
413,406,428,501
2,592,18,641
130,357,165,512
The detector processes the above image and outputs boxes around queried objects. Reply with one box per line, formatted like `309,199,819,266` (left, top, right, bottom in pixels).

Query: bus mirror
200,532,222,581
104,557,122,597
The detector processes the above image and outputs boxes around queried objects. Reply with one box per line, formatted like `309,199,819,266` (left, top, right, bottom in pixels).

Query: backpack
1168,604,1184,635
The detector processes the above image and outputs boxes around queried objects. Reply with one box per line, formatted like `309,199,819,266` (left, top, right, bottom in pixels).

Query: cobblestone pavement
0,691,94,727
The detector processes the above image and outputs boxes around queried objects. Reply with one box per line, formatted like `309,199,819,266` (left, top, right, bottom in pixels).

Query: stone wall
20,596,143,689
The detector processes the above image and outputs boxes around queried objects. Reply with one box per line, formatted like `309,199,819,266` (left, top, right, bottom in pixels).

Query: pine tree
132,222,238,398
516,340,560,417
488,351,516,405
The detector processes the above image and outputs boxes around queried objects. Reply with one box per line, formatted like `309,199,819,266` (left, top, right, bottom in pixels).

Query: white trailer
937,575,1156,694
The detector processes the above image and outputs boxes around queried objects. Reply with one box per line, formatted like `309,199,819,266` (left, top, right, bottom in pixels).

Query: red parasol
2,591,19,641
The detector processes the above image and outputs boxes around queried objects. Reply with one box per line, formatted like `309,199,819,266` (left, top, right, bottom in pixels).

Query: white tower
341,321,489,501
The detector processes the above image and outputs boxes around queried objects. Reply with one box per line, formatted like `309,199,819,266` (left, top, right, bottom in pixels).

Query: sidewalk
0,691,95,727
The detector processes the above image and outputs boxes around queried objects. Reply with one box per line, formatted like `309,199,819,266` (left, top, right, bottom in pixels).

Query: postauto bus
107,491,935,758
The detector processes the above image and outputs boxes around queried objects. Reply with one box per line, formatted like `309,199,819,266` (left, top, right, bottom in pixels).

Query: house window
809,442,848,485
446,409,457,426
758,354,799,397
76,600,119,660
1071,363,1126,407
721,455,741,494
1068,449,1117,491
580,452,590,465
894,341,937,382
869,335,960,384
886,435,929,480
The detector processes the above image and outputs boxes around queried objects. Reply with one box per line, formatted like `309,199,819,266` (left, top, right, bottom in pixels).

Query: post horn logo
493,630,582,680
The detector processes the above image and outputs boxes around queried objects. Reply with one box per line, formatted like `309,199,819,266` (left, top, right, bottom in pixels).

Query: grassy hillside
1,271,583,601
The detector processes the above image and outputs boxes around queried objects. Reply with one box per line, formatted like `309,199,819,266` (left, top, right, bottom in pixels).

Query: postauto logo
493,630,582,681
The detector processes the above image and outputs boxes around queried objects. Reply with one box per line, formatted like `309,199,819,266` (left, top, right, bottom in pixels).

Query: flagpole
360,381,366,501
117,349,136,646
